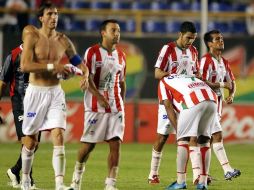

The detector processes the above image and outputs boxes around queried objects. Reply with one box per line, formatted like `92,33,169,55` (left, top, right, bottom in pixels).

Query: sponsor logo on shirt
27,112,36,118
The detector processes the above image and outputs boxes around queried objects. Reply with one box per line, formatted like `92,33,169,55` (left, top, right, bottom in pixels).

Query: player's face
179,32,197,49
102,23,120,45
210,33,224,51
40,8,58,29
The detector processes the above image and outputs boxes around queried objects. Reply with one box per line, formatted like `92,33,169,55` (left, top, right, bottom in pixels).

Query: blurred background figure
0,0,29,34
246,0,254,35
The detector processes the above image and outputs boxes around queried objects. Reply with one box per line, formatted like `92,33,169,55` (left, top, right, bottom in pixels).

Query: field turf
0,143,253,190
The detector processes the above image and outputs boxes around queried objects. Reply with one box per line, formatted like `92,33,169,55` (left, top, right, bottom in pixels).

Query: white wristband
219,82,225,88
47,63,54,71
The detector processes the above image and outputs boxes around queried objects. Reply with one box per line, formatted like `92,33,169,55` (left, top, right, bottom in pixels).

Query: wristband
47,63,54,71
219,82,225,88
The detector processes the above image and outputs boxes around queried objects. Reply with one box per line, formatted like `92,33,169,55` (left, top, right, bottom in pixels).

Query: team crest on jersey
172,61,179,67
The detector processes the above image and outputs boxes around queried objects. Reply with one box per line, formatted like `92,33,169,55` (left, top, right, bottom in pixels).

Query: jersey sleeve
119,52,126,82
200,56,211,81
154,44,171,71
84,47,96,75
224,59,235,82
0,54,13,83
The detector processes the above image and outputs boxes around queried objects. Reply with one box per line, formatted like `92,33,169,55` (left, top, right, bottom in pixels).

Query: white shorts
22,84,67,135
81,111,125,143
157,104,176,135
177,101,216,140
211,113,222,134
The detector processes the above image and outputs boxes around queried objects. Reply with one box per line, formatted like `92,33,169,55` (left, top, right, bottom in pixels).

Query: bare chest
34,36,66,62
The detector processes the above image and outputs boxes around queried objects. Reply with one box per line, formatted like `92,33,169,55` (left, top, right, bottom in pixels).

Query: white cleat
7,169,20,188
56,184,74,190
70,180,80,190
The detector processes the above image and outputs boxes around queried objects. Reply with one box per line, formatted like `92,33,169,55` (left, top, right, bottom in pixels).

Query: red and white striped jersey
158,75,217,112
83,44,126,113
154,42,199,75
200,53,235,115
200,53,235,97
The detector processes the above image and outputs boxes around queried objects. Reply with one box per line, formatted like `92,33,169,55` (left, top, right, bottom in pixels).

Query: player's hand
80,76,89,91
97,94,110,109
53,63,71,75
225,95,234,104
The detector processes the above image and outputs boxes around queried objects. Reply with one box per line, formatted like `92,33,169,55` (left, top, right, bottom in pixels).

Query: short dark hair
99,19,119,33
37,1,57,18
180,21,197,34
204,29,221,50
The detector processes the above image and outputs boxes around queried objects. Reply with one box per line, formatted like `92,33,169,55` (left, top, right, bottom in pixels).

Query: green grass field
0,143,253,190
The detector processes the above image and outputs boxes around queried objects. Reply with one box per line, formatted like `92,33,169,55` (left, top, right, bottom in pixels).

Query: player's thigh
81,112,109,143
106,112,125,141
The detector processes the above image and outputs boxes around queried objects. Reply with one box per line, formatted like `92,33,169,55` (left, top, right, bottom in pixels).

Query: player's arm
21,25,53,72
120,80,126,103
163,99,177,130
88,74,109,108
225,80,236,104
64,36,89,90
0,54,13,100
155,68,169,80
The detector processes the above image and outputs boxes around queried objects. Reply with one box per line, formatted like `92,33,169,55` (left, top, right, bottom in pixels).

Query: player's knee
158,134,168,145
198,135,210,144
212,131,222,142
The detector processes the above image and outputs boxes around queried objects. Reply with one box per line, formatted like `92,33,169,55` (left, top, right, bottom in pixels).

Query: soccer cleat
70,180,80,190
148,175,160,184
56,185,74,190
166,181,187,190
104,185,119,190
224,169,241,180
7,168,20,188
196,183,208,190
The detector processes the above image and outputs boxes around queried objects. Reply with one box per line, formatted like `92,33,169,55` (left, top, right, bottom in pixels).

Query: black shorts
12,109,41,142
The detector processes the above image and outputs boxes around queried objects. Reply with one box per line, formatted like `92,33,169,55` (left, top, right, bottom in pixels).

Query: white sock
200,143,211,185
149,149,162,178
21,146,35,183
176,141,189,183
105,177,116,187
189,146,201,184
72,161,85,184
53,146,66,186
213,142,233,174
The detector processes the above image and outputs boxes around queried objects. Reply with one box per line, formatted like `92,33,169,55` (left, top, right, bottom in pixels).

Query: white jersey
154,42,199,75
84,44,126,113
159,75,217,112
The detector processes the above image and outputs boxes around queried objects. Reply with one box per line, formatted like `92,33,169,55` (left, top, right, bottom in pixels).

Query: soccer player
148,21,200,184
70,19,126,190
200,30,241,180
159,74,217,190
0,45,39,189
20,2,89,190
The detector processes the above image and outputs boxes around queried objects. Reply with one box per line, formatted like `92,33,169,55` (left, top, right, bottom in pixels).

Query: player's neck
100,41,116,53
210,50,222,61
40,27,56,38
